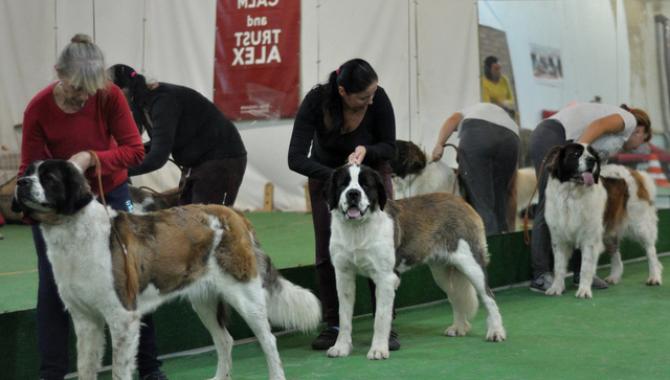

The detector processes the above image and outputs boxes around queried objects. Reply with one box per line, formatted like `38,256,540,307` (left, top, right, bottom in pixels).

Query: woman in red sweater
18,34,165,380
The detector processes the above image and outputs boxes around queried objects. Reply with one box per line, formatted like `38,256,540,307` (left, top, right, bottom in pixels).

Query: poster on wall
213,0,300,121
530,44,563,84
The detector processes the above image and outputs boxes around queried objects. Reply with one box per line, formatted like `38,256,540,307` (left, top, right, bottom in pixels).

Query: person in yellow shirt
481,56,515,118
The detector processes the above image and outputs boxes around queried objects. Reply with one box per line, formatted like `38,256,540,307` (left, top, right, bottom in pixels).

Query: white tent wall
0,0,479,211
626,0,670,137
478,0,630,130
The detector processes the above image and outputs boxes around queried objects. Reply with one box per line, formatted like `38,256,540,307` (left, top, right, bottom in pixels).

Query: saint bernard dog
326,164,506,360
544,143,662,299
14,160,321,380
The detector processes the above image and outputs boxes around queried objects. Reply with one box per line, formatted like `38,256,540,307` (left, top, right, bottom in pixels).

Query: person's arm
481,77,491,102
362,87,396,162
502,76,515,108
577,114,626,145
431,112,463,162
18,108,50,176
90,85,144,175
288,89,335,181
128,93,179,176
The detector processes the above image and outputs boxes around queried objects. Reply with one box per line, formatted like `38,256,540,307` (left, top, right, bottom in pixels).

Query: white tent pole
54,0,59,61
92,0,96,41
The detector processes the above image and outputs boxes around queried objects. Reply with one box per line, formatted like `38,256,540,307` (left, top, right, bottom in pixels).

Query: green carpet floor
92,256,670,380
0,212,315,313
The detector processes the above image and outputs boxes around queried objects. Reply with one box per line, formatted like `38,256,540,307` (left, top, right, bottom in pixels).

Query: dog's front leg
576,243,602,299
546,242,571,296
108,312,141,380
327,265,356,358
367,272,399,360
71,311,105,380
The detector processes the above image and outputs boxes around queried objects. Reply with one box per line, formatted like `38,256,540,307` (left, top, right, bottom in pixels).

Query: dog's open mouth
573,172,595,186
345,206,366,220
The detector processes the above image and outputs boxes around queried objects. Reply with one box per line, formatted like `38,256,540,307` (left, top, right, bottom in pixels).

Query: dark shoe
529,272,554,293
141,370,168,380
311,326,339,350
389,329,400,351
573,274,609,289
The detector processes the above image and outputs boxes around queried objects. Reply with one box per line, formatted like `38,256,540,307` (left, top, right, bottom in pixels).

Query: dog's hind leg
190,294,233,380
71,311,105,380
327,266,356,358
645,243,663,286
220,276,285,380
604,239,623,284
448,240,506,342
429,265,477,337
108,312,141,380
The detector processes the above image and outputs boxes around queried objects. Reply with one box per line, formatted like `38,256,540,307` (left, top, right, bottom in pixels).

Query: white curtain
0,0,479,210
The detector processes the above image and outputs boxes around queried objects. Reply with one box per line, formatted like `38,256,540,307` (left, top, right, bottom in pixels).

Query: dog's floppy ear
588,145,601,184
61,161,93,215
544,145,565,180
373,169,388,211
326,167,343,211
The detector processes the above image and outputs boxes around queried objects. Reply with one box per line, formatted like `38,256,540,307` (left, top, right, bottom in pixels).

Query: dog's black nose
346,189,361,204
16,177,30,187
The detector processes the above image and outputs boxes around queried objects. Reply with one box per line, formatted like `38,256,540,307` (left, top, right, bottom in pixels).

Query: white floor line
75,251,669,379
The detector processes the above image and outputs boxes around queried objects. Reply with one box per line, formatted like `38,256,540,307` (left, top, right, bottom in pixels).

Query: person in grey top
432,102,520,235
528,103,652,293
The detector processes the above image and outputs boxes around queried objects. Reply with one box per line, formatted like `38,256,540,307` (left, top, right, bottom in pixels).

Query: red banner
213,0,300,121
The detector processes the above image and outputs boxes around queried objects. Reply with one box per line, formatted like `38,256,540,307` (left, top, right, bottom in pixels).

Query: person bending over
110,64,247,206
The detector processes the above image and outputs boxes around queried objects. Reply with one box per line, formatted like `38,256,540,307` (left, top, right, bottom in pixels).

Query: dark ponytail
621,104,652,142
321,58,378,131
108,64,151,134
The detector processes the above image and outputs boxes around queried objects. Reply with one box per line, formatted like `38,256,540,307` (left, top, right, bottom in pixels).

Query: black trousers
458,120,520,235
179,156,247,207
34,182,161,380
308,163,394,327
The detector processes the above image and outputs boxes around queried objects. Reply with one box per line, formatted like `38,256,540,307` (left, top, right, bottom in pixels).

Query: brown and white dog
14,160,321,380
544,143,662,299
326,164,506,360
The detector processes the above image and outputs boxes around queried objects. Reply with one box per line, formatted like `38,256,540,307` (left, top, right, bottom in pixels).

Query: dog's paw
444,323,469,337
486,327,507,342
326,342,352,358
544,285,564,296
605,275,621,284
367,345,390,360
575,286,592,299
646,275,662,286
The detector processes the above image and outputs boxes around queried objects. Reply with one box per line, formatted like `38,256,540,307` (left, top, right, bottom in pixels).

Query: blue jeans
33,182,161,379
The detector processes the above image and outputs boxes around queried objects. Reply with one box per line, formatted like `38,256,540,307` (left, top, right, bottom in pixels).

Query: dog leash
88,150,138,305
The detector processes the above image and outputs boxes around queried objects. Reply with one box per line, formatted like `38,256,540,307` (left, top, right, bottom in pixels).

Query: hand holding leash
431,145,444,162
68,151,95,172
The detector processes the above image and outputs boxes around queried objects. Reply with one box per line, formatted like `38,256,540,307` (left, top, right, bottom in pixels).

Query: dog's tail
255,247,321,333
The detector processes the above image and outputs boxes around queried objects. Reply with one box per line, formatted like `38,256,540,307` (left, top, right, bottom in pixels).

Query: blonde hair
55,34,108,95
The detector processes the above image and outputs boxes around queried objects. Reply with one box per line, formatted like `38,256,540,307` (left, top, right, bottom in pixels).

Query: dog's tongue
582,172,594,186
347,207,361,219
